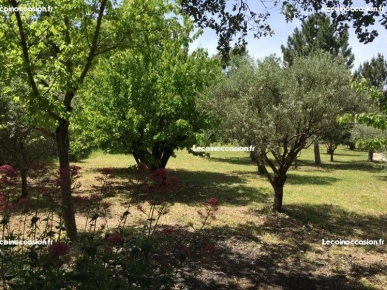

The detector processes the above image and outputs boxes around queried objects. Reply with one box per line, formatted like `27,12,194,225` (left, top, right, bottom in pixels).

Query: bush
0,164,219,290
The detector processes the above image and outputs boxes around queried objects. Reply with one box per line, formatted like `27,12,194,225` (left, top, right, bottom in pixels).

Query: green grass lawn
73,146,387,289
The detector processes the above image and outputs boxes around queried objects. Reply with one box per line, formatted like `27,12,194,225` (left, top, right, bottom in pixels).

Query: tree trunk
56,119,77,241
293,157,298,169
20,167,28,198
256,158,265,175
330,151,334,162
368,149,374,162
314,142,321,165
272,174,286,212
149,144,174,172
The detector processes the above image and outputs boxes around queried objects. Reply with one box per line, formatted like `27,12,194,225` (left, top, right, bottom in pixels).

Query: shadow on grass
295,159,382,173
280,204,387,250
120,168,272,207
171,203,386,289
162,222,385,289
285,173,339,185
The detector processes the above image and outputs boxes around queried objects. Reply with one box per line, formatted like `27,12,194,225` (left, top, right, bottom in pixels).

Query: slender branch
8,0,40,98
79,0,108,85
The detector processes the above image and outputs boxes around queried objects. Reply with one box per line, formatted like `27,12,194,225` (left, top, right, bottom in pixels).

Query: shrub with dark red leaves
106,232,121,245
48,242,70,258
0,165,18,178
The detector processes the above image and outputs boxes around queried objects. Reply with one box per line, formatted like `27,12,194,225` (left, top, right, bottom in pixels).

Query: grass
71,146,387,289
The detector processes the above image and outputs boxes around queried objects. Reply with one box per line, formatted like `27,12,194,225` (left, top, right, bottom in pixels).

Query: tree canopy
75,17,221,170
199,52,361,211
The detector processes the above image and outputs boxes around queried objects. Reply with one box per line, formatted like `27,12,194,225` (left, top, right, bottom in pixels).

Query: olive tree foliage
75,18,221,171
199,52,360,212
0,0,186,241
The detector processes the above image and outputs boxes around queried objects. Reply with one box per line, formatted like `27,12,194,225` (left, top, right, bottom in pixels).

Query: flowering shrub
0,162,220,290
48,241,70,258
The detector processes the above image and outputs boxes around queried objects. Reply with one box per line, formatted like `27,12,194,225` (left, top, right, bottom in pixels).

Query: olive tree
200,52,361,211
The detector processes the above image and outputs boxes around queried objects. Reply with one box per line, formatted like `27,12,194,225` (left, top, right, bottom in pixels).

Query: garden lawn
72,146,387,290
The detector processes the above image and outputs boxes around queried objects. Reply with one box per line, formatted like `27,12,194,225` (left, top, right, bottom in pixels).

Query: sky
189,0,386,70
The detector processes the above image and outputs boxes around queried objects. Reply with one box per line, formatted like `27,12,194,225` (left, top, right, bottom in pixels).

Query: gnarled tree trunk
272,173,287,212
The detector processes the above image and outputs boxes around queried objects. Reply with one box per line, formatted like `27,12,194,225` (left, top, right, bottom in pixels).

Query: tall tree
1,0,185,240
200,52,360,212
281,13,354,68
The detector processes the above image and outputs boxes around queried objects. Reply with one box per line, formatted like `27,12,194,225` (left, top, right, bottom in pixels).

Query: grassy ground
72,146,387,290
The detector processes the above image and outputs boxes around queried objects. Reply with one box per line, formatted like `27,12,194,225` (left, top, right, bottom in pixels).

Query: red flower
181,247,190,257
150,168,168,182
206,198,219,207
101,202,111,209
0,165,18,178
0,203,15,213
107,232,121,245
48,242,69,257
162,227,174,235
29,162,49,177
18,198,29,208
203,243,217,255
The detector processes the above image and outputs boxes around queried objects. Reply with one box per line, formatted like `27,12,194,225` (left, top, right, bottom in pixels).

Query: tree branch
8,0,40,98
79,0,108,85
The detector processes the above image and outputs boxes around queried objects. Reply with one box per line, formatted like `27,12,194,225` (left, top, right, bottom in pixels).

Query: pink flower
162,227,174,235
0,203,15,213
206,198,219,207
150,168,168,182
48,242,69,257
203,243,217,255
181,247,190,257
18,198,29,208
107,232,121,245
0,165,18,178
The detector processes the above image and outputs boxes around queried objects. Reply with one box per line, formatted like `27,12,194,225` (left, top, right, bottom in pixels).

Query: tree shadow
285,173,339,185
280,204,387,251
295,159,382,173
169,223,384,290
120,168,272,206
